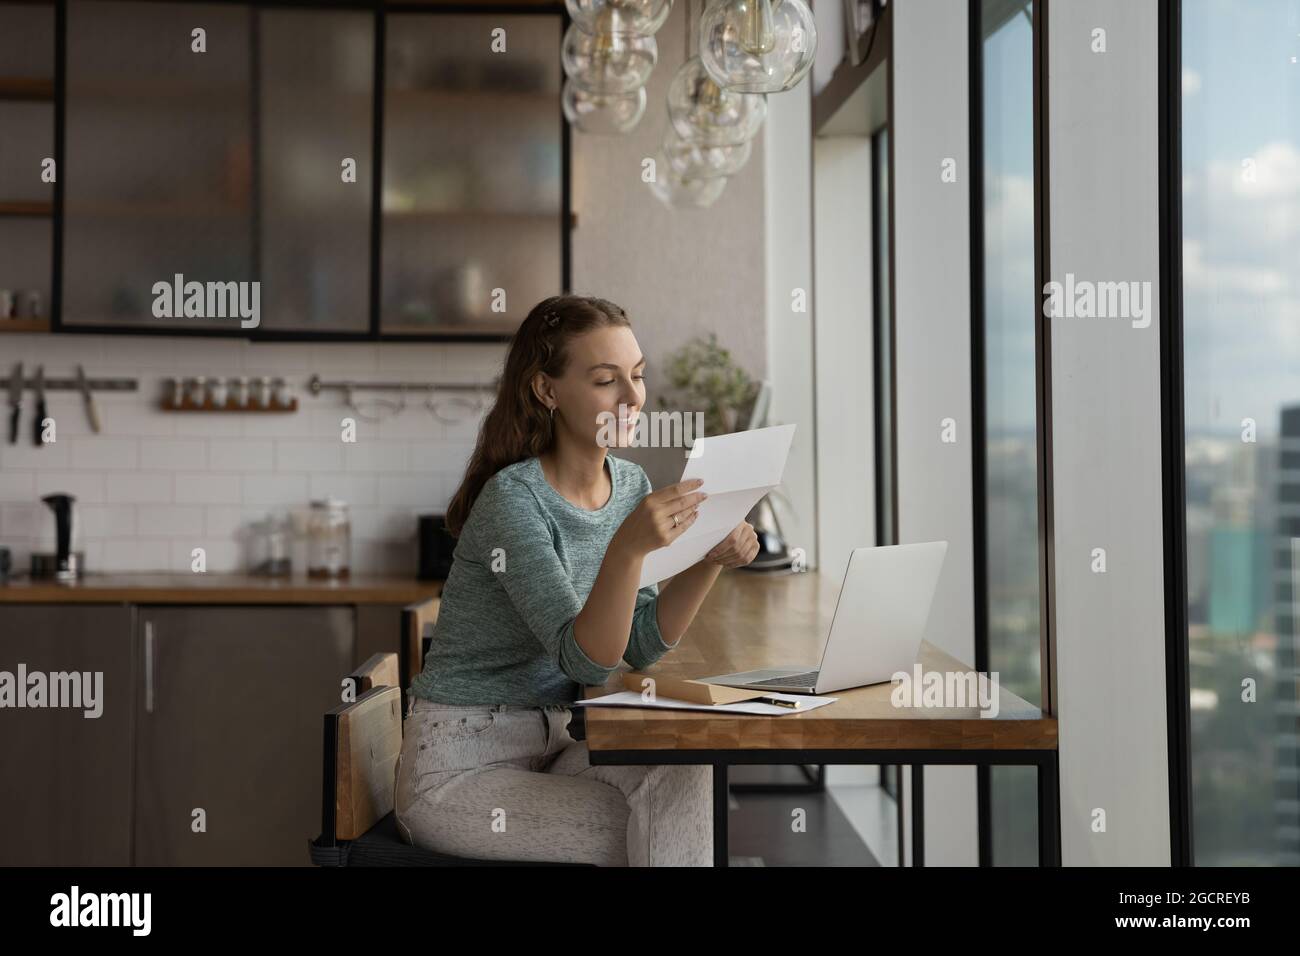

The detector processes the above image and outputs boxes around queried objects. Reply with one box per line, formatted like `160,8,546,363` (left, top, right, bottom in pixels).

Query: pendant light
698,0,817,93
666,55,766,147
648,153,730,207
662,125,752,178
562,80,647,133
563,21,658,94
565,0,674,37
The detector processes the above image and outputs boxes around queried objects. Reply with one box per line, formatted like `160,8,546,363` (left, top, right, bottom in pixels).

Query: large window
976,0,1041,865
1181,0,1300,866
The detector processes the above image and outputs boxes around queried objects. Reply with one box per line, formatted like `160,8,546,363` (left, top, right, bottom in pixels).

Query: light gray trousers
393,697,714,866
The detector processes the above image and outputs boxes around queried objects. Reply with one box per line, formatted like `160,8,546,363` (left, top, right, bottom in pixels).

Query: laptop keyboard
747,671,819,687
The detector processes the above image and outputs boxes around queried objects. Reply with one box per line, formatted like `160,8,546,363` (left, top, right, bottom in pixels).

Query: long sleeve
471,476,619,687
622,581,681,670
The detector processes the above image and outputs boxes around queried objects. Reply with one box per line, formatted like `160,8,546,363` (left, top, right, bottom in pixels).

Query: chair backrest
321,653,402,843
402,596,440,679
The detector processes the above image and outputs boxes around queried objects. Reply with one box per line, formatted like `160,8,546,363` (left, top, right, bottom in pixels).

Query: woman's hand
612,479,708,558
703,521,760,569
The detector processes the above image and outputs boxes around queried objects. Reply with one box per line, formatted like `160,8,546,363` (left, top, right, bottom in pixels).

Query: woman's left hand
703,521,760,569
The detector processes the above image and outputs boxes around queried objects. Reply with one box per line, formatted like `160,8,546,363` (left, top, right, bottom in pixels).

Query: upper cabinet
53,1,566,341
258,7,374,335
0,2,56,333
380,11,563,337
63,1,255,332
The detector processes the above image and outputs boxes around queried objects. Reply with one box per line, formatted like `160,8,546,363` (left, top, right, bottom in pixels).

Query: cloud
1182,68,1202,96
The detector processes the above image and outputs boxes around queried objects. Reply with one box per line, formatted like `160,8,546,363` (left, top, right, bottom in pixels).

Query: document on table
639,423,797,589
573,690,837,716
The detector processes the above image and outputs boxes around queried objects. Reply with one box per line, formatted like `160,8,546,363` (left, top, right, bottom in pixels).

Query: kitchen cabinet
49,1,566,341
62,0,256,332
0,605,135,866
0,2,56,334
132,605,353,865
379,10,564,337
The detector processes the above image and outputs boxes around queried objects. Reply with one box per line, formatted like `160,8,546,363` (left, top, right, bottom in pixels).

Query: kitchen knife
75,365,100,433
6,362,21,445
32,365,46,447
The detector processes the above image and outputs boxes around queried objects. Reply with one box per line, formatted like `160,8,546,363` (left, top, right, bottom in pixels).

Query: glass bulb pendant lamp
565,0,674,37
562,78,647,133
698,0,817,93
666,56,766,147
563,21,658,94
662,125,752,178
647,151,729,208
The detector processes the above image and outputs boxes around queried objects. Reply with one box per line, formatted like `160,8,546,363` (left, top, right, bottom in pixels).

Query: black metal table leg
1037,749,1061,866
911,764,925,867
714,762,729,868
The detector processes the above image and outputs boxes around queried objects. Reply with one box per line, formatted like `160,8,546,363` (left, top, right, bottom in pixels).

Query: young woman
394,294,759,867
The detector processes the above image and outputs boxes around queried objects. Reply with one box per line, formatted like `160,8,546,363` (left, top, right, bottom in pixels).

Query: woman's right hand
613,478,708,558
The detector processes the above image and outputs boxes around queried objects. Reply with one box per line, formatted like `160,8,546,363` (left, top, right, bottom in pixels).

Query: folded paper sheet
639,423,796,588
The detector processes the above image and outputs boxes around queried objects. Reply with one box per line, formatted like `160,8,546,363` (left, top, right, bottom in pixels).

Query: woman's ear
530,372,554,411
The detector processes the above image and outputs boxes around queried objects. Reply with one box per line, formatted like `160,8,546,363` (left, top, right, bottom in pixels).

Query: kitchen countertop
0,573,443,604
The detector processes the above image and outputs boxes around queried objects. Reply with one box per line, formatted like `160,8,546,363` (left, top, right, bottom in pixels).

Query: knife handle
86,400,101,434
32,400,45,446
7,405,17,444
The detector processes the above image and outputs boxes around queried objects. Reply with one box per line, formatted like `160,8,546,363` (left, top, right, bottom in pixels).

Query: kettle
31,493,84,581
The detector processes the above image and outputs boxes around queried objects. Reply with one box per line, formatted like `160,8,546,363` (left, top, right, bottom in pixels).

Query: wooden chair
309,653,594,866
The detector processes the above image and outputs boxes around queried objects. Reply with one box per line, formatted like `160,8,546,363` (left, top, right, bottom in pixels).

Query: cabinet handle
144,620,155,714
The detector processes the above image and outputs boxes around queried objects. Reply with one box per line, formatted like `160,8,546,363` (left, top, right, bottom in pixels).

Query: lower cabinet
0,605,135,866
132,606,353,866
0,602,362,866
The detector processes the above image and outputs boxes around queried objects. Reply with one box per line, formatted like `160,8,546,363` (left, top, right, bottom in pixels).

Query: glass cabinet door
63,0,255,332
380,12,563,338
257,7,374,334
0,2,55,328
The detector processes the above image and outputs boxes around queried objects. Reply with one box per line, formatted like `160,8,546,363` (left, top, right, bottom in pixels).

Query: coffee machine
31,493,84,581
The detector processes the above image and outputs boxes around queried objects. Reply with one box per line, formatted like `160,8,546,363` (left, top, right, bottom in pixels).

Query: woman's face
540,325,646,448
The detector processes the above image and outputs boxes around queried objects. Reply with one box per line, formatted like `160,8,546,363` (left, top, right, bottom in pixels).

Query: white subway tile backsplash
207,438,273,471
79,504,137,538
99,538,171,571
5,334,485,572
106,472,173,503
241,473,308,505
174,473,243,505
341,441,407,473
136,505,204,538
140,437,206,471
274,439,344,472
34,471,106,503
0,441,72,470
0,471,34,502
70,437,140,470
307,473,379,506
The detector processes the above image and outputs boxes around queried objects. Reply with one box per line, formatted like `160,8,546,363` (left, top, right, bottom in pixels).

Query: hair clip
544,310,560,328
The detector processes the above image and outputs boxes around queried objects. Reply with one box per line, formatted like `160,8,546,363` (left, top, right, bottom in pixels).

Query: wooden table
582,568,1060,867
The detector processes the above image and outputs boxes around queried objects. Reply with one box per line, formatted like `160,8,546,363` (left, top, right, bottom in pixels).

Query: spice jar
306,498,351,579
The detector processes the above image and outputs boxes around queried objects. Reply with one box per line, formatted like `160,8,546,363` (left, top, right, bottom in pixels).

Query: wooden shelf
0,77,54,101
0,200,53,217
0,319,50,333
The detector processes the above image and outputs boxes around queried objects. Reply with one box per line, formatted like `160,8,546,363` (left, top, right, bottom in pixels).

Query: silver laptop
698,541,949,694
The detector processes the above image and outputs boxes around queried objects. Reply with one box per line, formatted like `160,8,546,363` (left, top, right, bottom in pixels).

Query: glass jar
248,511,292,577
307,498,351,579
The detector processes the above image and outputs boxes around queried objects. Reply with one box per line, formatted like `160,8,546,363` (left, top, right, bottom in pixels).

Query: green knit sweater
409,453,678,706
